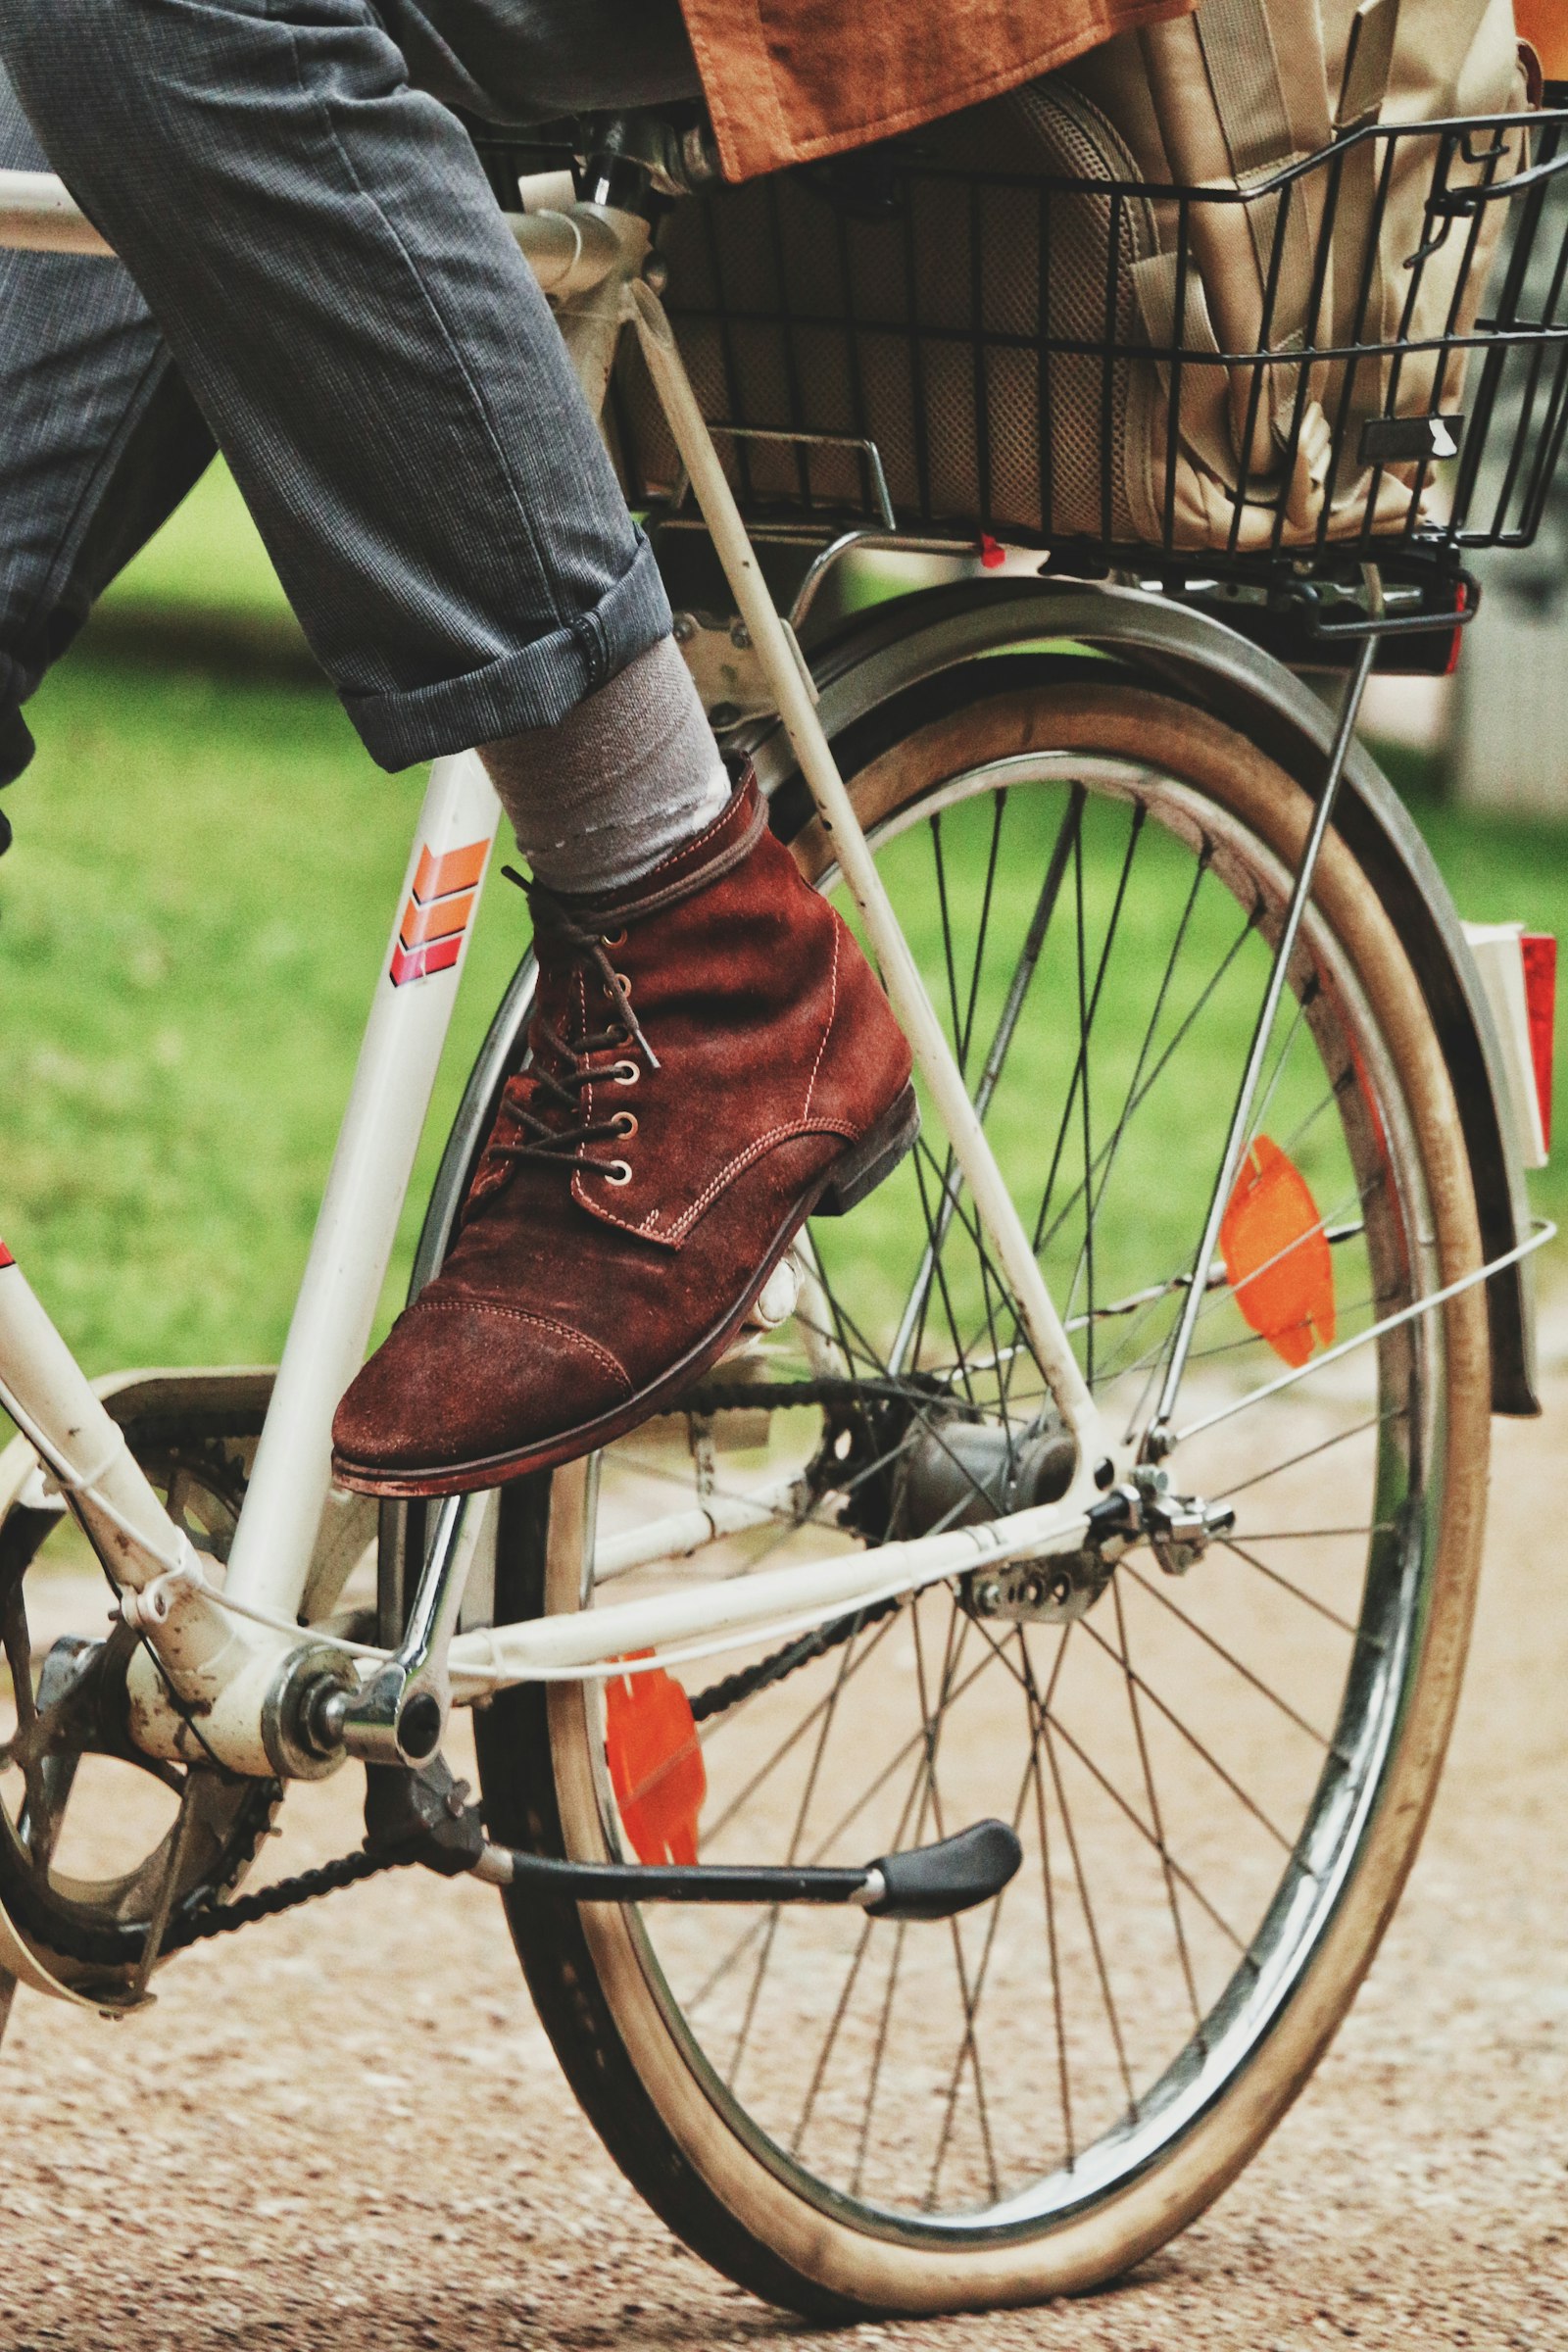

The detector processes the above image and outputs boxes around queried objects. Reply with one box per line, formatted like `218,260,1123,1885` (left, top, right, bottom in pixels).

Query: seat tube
220,754,500,1616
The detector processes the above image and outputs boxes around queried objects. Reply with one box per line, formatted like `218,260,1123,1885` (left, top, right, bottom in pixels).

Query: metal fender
750,577,1540,1416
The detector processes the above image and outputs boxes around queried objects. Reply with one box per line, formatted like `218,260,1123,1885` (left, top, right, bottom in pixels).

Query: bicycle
0,87,1560,2318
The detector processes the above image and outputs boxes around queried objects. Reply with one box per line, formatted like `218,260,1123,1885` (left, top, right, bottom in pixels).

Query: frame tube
1148,622,1379,1450
449,1491,1093,1689
221,754,497,1614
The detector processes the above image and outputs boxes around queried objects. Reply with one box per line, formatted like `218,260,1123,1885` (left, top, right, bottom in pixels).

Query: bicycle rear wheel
474,680,1489,2314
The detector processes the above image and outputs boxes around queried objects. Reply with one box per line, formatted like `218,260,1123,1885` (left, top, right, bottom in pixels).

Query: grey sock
478,635,731,895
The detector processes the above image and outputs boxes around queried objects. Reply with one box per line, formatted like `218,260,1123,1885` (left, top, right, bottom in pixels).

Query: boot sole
332,1083,921,1500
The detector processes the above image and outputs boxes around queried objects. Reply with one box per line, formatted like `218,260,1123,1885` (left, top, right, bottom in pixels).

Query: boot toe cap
331,1294,633,1478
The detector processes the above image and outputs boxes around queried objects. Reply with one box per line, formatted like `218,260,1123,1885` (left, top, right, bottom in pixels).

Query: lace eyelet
612,1110,638,1139
612,1060,640,1086
601,927,628,951
603,1158,633,1186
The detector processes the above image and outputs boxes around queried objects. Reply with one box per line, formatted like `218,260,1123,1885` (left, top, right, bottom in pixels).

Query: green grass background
3,464,1562,1378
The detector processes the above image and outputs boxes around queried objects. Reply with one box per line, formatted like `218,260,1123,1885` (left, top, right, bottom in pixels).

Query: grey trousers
0,0,702,830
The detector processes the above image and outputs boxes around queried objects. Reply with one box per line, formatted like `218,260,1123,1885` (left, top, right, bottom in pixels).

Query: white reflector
1462,921,1556,1169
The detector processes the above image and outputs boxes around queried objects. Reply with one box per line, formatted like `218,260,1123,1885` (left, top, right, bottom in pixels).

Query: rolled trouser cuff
343,533,673,773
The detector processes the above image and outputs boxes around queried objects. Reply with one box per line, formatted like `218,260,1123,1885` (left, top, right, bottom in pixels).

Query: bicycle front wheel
475,679,1490,2314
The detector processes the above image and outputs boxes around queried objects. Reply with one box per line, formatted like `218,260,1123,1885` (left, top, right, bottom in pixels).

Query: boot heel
815,1085,921,1217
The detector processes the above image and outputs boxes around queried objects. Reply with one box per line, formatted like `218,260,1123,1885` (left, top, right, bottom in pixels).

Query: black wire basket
612,96,1568,612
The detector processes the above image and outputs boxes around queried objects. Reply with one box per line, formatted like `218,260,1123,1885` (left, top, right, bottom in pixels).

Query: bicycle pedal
363,1754,486,1878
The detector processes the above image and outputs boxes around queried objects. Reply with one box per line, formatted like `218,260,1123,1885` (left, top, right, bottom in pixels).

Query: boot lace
483,869,660,1185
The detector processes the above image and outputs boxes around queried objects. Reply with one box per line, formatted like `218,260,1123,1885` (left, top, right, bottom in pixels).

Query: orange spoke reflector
605,1653,707,1867
1219,1136,1336,1370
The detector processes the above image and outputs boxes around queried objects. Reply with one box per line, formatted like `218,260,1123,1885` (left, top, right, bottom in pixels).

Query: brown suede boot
331,778,917,1495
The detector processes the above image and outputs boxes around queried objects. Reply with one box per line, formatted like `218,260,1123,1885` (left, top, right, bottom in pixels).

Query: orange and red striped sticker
389,838,489,988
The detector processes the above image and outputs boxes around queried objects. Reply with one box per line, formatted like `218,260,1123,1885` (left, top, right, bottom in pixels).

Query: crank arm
328,1494,488,1766
473,1818,1022,1920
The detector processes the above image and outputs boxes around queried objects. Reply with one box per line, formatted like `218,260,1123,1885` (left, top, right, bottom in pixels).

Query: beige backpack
618,0,1530,556
1058,0,1530,546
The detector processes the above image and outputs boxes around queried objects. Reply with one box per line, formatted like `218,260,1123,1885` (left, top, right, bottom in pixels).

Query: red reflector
1522,933,1556,1154
1220,1137,1336,1369
979,533,1006,570
605,1654,706,1867
1443,579,1470,678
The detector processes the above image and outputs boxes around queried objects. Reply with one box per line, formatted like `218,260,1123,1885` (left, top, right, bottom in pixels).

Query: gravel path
0,1379,1563,2352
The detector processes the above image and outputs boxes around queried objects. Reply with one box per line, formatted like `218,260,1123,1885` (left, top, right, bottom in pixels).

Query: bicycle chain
162,1845,412,1951
681,1374,942,1412
690,1593,903,1723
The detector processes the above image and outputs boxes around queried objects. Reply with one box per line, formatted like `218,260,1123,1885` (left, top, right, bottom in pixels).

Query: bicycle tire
473,677,1490,2314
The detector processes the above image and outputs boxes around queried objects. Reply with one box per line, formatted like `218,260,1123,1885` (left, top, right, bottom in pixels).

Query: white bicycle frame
0,169,1551,1793
0,170,1114,1783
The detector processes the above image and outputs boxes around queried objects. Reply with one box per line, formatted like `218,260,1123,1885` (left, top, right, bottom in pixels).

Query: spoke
686,1637,1007,2016
996,804,1144,1426
853,1603,972,2199
791,1653,949,2158
924,1738,1035,2206
1181,1296,1376,1370
1059,804,1149,1368
1245,977,1318,1152
930,812,966,1072
789,1913,874,2159
1076,1607,1296,1852
909,1145,983,1408
1095,1182,1365,1396
909,1603,1000,2202
1031,887,1265,1271
1236,1525,1386,1542
1211,1406,1405,1502
1025,1633,1076,2169
1278,1082,1340,1161
725,1617,861,2091
1018,1632,1139,2116
700,1609,901,1831
1054,843,1208,1381
1121,1563,1333,1748
988,879,1267,1418
1109,1579,1205,2036
906,1138,1024,1472
1072,822,1097,1386
890,785,1081,1377
1216,1538,1370,1640
1074,835,1209,1271
959,790,1007,1078
977,1616,1249,1957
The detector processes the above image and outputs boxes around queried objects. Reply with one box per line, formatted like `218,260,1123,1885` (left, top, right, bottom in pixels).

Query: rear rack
607,100,1568,659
